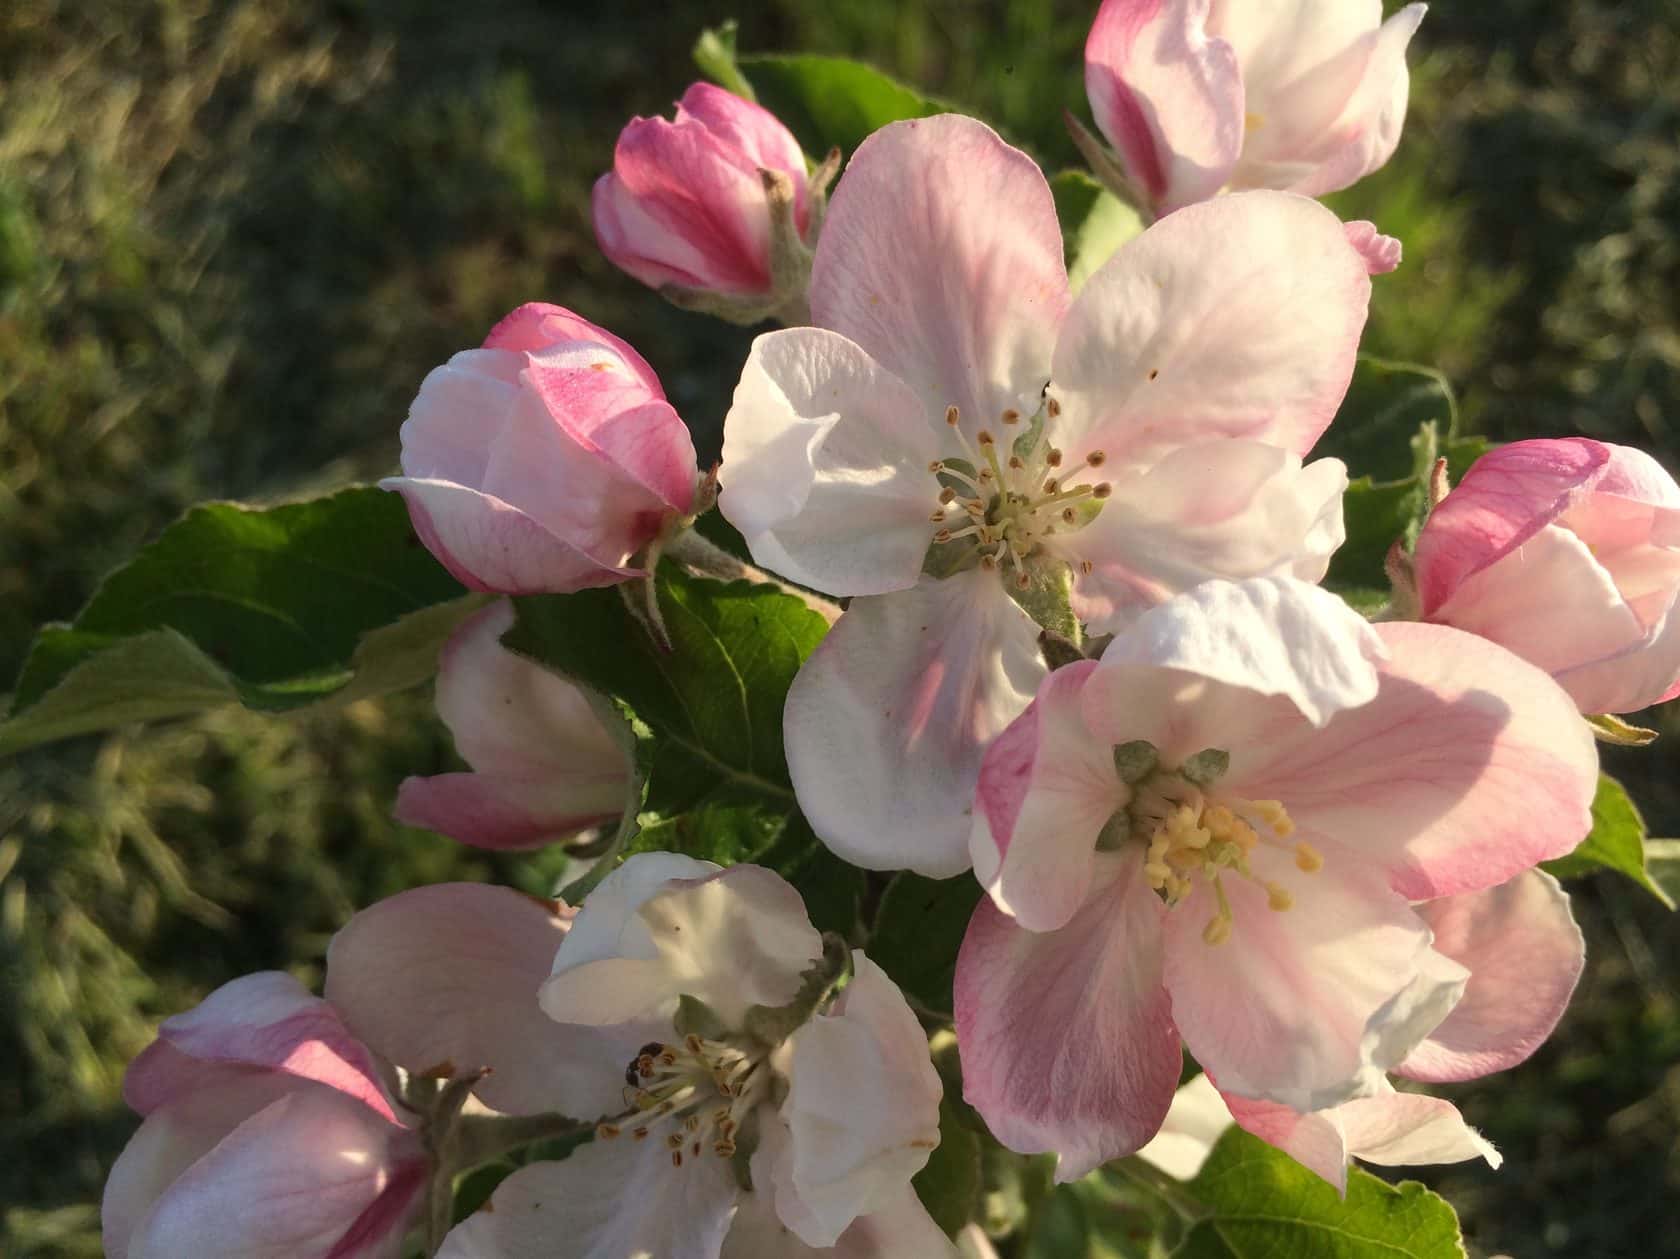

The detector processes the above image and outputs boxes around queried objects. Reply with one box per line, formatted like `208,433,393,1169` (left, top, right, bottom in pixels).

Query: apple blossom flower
383,301,698,595
103,972,426,1259
1079,0,1427,218
326,856,953,1259
394,600,632,850
1412,437,1680,715
720,114,1372,876
954,577,1597,1179
595,83,834,324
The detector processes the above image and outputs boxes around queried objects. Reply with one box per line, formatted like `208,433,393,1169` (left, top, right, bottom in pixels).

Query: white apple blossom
720,114,1380,876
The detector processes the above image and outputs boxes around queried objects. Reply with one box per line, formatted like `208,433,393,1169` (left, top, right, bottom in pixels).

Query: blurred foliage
1,0,1677,1254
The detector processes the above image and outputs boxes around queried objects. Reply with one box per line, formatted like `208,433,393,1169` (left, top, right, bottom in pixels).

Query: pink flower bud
593,83,811,298
103,973,425,1259
394,600,633,849
1414,437,1680,715
382,302,698,594
1083,0,1426,216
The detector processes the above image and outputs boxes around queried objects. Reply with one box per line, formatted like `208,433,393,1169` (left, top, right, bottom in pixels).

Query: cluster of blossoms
104,1,1680,1255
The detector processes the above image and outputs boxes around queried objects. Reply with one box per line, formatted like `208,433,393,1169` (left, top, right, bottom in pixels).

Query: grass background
1,0,1677,1254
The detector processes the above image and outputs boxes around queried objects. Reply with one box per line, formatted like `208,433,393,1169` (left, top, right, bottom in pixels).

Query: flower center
1107,742,1323,947
926,398,1110,589
595,1034,769,1169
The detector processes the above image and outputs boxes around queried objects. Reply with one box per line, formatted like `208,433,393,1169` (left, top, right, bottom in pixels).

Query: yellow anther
1252,799,1295,837
1144,860,1174,885
938,487,957,504
1047,448,1064,467
1086,450,1107,467
977,429,996,447
945,405,961,426
597,1122,621,1139
1265,882,1294,912
1294,841,1323,873
1202,915,1233,946
1002,408,1021,424
1047,396,1061,418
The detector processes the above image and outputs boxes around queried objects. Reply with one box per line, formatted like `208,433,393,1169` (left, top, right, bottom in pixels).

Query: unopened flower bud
594,83,836,325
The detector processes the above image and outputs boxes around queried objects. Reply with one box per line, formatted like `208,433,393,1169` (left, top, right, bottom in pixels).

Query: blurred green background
2,0,1677,1254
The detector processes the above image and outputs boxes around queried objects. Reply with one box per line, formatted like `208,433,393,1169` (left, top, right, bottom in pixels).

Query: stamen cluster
928,397,1111,588
597,1033,768,1168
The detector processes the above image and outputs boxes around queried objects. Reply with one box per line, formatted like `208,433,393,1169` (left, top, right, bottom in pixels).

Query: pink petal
677,83,809,224
1230,622,1598,900
810,116,1069,437
593,171,748,293
125,1086,420,1259
123,972,394,1123
1226,1080,1500,1193
1278,5,1429,199
1086,576,1383,730
784,571,1047,877
972,660,1118,933
394,601,631,849
719,328,944,597
521,350,697,517
1163,841,1465,1112
1556,593,1680,715
1066,444,1348,632
1084,0,1243,212
483,302,665,400
324,883,620,1118
956,852,1182,1179
778,955,943,1246
1050,191,1370,466
489,361,690,548
1413,436,1612,615
105,1074,300,1259
1401,870,1584,1083
605,112,778,293
1344,221,1402,275
382,477,638,594
394,772,623,850
437,1139,738,1259
542,860,824,1032
1427,525,1647,703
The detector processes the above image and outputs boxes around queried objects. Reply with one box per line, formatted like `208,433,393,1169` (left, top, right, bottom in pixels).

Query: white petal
1050,191,1369,465
719,328,941,596
777,955,943,1246
1135,1074,1234,1181
438,1139,737,1259
542,861,822,1030
785,573,1047,877
1067,445,1348,633
1087,577,1383,728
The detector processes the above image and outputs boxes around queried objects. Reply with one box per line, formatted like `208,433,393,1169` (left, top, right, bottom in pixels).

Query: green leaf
869,872,985,1017
914,1097,983,1237
505,565,847,905
1050,169,1144,294
0,487,476,757
1322,358,1480,597
1181,1129,1466,1259
1316,357,1457,484
1644,839,1680,906
693,25,948,158
1543,774,1675,908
